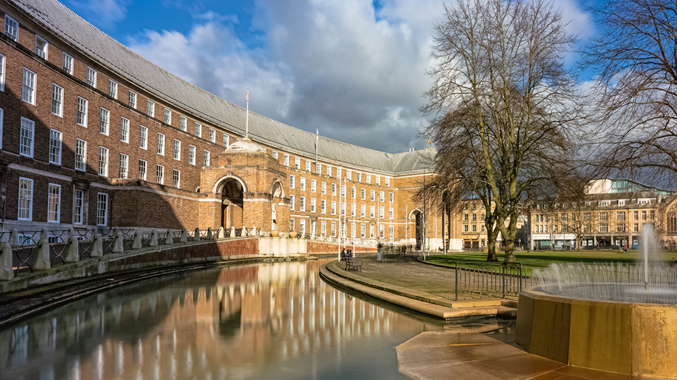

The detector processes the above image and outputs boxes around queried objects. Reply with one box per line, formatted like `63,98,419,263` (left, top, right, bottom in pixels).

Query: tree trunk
503,237,516,262
486,231,498,261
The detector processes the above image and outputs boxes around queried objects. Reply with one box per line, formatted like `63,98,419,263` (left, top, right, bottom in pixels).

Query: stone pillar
218,227,225,239
230,226,235,238
0,242,13,280
194,228,201,241
149,230,159,247
165,229,174,245
207,227,213,240
112,228,124,253
277,202,290,234
34,228,51,271
132,231,143,250
65,228,80,263
91,233,104,257
180,228,188,243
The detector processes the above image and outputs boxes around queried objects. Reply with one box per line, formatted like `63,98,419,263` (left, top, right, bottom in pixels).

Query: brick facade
0,1,457,248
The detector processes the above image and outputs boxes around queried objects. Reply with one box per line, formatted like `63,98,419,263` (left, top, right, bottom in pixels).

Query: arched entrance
219,178,244,229
271,181,283,231
410,210,423,250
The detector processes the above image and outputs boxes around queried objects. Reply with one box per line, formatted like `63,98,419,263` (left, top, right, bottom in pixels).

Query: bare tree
585,0,677,182
422,0,582,262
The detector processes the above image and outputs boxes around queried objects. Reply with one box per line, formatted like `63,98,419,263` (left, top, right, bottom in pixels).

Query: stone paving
345,254,518,301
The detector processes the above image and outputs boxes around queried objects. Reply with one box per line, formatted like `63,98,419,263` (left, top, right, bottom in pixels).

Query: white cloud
126,0,594,153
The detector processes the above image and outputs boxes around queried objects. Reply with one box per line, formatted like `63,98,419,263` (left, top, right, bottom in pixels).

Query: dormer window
618,200,625,206
599,200,610,207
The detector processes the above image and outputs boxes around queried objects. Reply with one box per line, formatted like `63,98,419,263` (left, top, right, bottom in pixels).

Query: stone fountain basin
516,286,677,378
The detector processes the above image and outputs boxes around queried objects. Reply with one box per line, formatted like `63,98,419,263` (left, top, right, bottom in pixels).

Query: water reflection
0,259,433,379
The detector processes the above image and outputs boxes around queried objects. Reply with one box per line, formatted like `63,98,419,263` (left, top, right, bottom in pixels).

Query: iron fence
451,261,535,300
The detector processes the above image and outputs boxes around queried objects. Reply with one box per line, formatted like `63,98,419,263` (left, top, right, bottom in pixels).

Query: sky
63,0,599,153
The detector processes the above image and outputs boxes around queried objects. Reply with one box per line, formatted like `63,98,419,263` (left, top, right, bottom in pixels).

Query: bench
344,257,363,271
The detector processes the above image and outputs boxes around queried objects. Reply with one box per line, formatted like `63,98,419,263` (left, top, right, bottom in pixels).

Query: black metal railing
451,261,534,300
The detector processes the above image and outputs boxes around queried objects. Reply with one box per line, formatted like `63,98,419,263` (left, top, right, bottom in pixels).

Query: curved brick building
0,0,459,249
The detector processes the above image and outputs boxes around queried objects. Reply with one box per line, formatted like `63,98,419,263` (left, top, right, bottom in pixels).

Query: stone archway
410,209,423,250
271,181,283,232
219,178,244,229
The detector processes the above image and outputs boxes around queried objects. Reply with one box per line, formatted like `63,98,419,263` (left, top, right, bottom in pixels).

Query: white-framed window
290,218,295,232
86,67,97,87
361,223,366,238
370,224,375,238
300,196,306,212
73,189,84,225
223,134,230,147
361,204,366,217
284,154,289,166
157,133,165,155
76,97,88,126
327,166,332,176
300,177,306,191
172,169,180,188
389,225,394,239
146,99,155,117
75,139,86,171
289,175,295,189
321,199,326,214
310,198,316,213
360,188,365,200
272,151,278,159
306,160,311,172
48,129,62,165
331,183,337,196
370,206,375,218
18,177,33,221
379,206,385,219
385,178,390,187
139,125,148,149
179,115,187,131
341,202,346,216
98,146,109,177
22,68,36,105
195,122,202,137
138,159,147,180
331,201,337,215
321,221,326,236
295,157,300,169
173,139,181,160
203,150,210,167
36,36,48,60
316,163,322,175
51,84,63,116
389,207,394,219
351,203,355,217
20,117,34,157
351,186,356,199
311,179,316,192
188,145,196,165
351,223,356,238
341,185,346,197
370,190,375,201
4,15,18,41
366,174,371,184
96,193,108,226
99,108,109,135
380,191,385,202
337,168,342,179
379,224,385,238
300,219,306,236
0,53,5,91
321,181,326,194
156,164,164,185
128,91,137,109
331,221,337,237
209,128,216,143
356,173,362,182
62,52,73,74
120,117,129,143
108,80,117,99
163,108,171,124
389,192,394,203
119,153,129,179
290,195,295,210
375,175,381,185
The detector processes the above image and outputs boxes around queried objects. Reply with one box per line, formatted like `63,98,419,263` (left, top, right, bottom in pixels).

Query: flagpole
245,88,249,138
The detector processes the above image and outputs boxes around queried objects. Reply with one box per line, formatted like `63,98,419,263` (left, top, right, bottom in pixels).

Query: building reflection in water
0,259,431,380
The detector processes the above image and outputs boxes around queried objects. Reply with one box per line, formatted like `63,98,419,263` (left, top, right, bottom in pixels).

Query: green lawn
425,251,677,276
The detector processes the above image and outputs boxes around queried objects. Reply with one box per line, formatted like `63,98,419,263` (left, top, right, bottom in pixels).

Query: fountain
515,224,677,378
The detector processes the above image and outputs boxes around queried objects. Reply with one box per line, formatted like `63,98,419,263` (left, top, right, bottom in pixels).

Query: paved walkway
397,329,653,380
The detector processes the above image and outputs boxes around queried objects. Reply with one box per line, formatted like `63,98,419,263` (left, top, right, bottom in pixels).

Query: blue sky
63,0,600,153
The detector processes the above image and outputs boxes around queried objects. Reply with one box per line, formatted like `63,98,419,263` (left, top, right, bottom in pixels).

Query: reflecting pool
0,259,443,379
